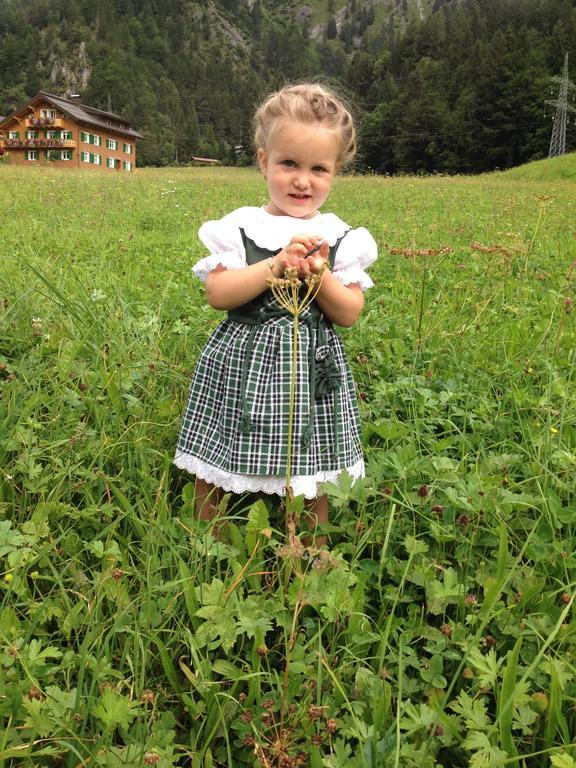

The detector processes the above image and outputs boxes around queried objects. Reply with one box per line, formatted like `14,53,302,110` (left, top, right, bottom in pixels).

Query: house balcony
25,117,65,128
4,138,76,149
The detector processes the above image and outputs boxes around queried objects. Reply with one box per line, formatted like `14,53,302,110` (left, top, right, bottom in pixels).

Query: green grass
1,163,575,767
497,152,576,181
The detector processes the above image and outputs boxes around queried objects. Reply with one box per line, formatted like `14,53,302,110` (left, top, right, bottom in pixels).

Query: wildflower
143,753,160,765
456,514,470,528
560,592,571,605
141,689,156,705
462,667,474,679
550,427,558,434
27,686,43,701
431,504,445,516
464,593,477,607
531,691,548,712
439,623,452,637
308,705,325,721
112,568,123,581
256,644,269,657
4,573,13,583
417,484,429,498
326,718,338,733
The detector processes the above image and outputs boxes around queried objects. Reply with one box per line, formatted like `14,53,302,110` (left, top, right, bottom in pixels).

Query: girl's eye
313,166,328,173
281,159,296,167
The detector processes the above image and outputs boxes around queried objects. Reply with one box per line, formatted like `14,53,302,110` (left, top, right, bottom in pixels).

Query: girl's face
257,120,340,219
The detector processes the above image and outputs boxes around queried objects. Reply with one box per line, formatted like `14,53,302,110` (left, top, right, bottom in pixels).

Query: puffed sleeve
332,227,377,291
192,214,246,282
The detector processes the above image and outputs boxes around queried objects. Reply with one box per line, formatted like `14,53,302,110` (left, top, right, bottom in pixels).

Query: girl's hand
276,235,329,278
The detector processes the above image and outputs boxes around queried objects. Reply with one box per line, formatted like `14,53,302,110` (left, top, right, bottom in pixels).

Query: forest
0,0,575,172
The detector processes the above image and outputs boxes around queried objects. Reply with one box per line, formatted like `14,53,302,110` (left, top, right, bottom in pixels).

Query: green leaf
93,688,137,731
22,698,55,737
426,567,466,614
246,499,271,535
0,520,26,557
404,535,429,556
450,691,490,731
551,754,576,768
467,648,502,689
195,578,225,607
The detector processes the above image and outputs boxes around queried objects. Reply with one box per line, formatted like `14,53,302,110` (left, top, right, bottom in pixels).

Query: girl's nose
294,171,309,188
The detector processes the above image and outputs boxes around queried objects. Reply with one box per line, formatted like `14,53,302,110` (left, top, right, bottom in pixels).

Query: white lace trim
192,252,245,282
333,267,375,291
173,453,365,499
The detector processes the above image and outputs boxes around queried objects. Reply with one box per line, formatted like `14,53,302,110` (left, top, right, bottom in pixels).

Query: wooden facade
0,92,143,171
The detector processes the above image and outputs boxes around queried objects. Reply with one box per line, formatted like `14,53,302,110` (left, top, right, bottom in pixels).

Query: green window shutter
90,153,94,163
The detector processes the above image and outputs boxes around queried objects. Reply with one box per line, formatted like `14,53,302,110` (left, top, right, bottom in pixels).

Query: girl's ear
257,147,268,177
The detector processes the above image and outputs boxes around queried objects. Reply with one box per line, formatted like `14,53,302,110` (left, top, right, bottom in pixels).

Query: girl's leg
195,478,222,520
304,494,328,546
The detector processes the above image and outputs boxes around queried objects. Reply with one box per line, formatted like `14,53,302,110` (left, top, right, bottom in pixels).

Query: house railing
25,117,65,128
5,138,76,149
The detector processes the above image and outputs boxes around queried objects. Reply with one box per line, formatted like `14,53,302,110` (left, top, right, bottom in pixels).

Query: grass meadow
1,158,575,767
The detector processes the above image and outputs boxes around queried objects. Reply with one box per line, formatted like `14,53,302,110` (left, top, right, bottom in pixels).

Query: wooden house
0,92,143,170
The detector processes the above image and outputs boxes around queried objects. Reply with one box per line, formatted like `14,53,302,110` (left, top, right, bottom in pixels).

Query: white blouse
193,206,377,291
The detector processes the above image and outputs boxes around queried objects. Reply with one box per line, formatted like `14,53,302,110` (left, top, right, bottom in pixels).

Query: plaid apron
175,232,364,479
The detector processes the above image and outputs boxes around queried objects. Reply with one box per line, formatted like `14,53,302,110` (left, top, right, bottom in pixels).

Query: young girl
174,83,377,533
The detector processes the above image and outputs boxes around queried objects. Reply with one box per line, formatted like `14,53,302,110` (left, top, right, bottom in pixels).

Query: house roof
0,92,143,139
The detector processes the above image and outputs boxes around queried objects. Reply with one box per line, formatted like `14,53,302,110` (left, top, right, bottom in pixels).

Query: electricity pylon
546,53,576,157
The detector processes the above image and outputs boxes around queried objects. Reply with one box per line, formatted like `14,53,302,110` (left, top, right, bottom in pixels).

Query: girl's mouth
290,193,311,200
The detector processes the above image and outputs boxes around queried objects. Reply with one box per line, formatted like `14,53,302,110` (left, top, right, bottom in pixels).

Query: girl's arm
205,257,281,310
314,272,364,327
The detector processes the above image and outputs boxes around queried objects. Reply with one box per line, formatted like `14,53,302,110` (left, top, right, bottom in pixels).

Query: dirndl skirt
174,306,364,498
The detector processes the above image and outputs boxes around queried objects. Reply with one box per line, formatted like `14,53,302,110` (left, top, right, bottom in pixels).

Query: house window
92,153,101,165
107,157,116,168
46,130,59,139
40,109,57,119
8,131,19,140
81,150,91,163
25,130,39,139
26,150,38,161
45,149,69,160
123,161,132,171
62,130,73,140
81,131,89,143
107,138,118,150
90,134,101,146
123,143,132,154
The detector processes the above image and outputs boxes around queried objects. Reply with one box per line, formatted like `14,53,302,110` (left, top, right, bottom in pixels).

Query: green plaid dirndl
175,233,363,480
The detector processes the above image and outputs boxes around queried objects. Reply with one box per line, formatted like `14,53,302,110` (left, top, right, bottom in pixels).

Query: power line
546,52,576,158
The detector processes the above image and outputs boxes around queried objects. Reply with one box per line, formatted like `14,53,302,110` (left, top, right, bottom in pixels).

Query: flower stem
285,311,299,498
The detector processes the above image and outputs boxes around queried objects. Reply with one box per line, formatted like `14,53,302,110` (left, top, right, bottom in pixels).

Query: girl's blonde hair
253,83,356,168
